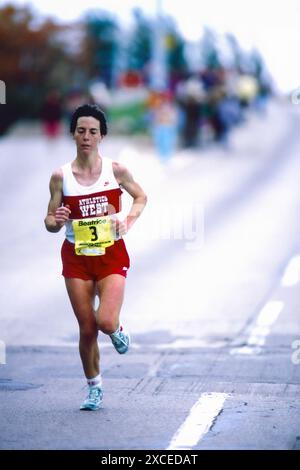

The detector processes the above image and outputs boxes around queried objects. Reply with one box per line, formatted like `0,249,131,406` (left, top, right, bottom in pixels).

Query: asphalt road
0,100,299,451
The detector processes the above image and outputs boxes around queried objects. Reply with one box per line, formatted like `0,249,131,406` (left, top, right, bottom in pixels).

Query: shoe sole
80,404,102,411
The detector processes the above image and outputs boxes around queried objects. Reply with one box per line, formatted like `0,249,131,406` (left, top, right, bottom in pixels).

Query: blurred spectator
176,77,204,148
64,89,91,122
148,91,178,160
40,91,63,138
213,95,242,145
236,74,259,107
208,81,240,144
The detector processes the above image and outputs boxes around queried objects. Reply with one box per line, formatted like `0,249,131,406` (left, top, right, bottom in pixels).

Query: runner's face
74,116,102,154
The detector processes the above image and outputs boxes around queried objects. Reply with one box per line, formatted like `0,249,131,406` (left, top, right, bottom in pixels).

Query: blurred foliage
126,9,152,79
200,28,221,70
125,11,187,86
0,4,78,132
226,33,244,70
81,11,120,88
164,17,188,80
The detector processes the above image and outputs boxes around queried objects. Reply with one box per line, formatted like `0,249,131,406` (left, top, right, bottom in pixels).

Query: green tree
226,32,245,71
0,4,74,132
82,11,120,88
200,27,221,70
126,9,152,78
164,18,187,74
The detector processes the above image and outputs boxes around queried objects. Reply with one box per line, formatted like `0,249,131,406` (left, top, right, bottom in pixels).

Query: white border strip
166,392,228,450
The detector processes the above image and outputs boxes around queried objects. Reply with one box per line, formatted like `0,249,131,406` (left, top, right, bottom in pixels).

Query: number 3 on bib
72,216,115,256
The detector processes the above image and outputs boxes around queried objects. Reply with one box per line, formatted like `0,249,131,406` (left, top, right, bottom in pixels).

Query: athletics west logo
79,195,109,217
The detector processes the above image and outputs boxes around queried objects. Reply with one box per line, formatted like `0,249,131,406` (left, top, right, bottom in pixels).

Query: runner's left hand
111,218,127,239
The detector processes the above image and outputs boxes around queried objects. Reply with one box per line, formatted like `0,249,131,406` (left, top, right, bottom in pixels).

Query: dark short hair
70,104,107,136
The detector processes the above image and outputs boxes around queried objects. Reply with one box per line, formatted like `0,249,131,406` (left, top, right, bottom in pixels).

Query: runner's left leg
95,274,126,334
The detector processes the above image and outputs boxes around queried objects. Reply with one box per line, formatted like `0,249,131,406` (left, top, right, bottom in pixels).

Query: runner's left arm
113,162,147,236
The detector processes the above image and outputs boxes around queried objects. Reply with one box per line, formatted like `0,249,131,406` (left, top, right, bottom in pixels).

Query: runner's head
70,104,107,137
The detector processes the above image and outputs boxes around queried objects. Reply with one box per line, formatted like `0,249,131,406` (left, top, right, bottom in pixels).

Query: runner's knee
96,316,118,335
79,324,98,342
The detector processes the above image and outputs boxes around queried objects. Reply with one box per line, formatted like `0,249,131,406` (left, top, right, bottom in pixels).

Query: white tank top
61,157,122,243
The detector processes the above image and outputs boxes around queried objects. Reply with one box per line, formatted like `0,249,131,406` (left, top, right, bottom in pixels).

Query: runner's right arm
44,169,71,233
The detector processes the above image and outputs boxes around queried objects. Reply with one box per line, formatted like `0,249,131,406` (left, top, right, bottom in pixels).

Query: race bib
72,216,114,256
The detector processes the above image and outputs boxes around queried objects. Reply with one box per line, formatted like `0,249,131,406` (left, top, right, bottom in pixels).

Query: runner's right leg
65,278,99,378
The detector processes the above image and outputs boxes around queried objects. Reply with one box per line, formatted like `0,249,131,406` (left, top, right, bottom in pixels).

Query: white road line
230,300,284,355
166,392,228,450
281,255,300,287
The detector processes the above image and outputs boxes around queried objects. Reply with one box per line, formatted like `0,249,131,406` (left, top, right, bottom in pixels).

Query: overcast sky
4,0,300,92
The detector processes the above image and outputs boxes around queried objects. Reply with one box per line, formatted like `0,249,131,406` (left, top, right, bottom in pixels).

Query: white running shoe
80,386,103,411
110,326,130,354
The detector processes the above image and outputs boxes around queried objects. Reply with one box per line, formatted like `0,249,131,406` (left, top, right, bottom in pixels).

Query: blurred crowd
0,3,272,156
147,66,270,158
39,65,271,159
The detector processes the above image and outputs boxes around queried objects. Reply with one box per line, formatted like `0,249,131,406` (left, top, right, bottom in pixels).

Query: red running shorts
61,238,130,281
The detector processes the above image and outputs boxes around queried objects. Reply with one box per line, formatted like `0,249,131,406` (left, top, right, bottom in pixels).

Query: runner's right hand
55,204,71,226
